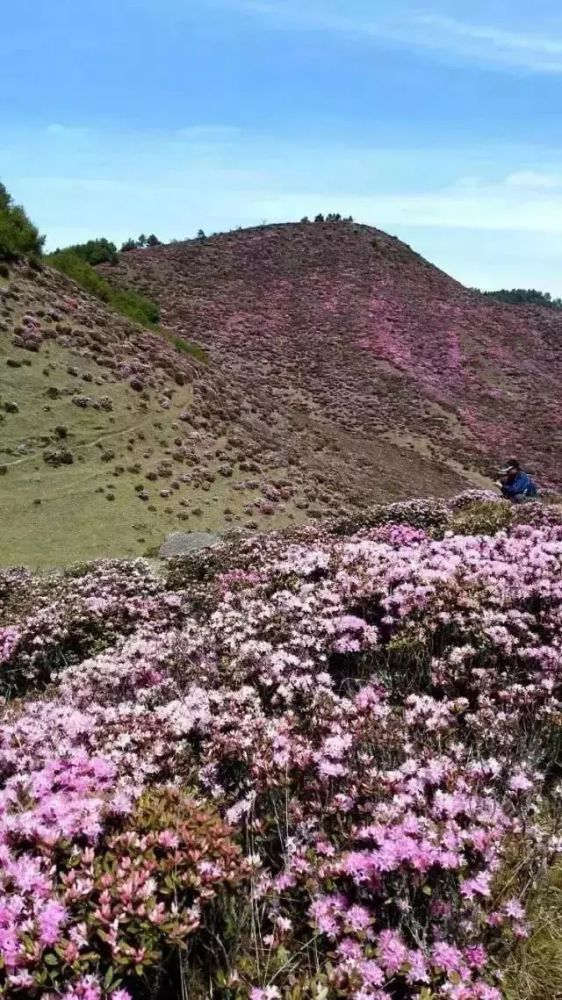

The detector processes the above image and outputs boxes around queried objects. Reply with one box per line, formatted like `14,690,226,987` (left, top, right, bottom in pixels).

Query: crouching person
497,459,538,503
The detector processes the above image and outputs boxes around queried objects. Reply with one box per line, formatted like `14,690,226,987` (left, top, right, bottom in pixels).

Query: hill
2,220,561,566
103,221,562,490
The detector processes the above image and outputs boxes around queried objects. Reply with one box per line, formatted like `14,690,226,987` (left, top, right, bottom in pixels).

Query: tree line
477,288,562,309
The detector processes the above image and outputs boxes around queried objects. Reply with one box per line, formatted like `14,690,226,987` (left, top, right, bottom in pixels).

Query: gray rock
159,531,221,559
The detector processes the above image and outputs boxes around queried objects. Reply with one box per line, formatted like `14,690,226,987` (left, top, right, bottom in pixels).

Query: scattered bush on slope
1,493,562,999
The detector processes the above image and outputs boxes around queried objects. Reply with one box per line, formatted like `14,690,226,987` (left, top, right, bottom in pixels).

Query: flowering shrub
1,496,562,997
0,768,247,998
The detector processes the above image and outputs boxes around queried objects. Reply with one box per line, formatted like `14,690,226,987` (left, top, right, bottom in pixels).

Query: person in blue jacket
496,460,538,503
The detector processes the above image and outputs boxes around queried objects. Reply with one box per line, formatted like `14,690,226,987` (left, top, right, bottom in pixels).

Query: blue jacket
501,471,537,499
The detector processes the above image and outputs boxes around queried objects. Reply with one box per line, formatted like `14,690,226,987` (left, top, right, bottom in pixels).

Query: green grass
47,250,160,329
0,331,303,567
171,336,209,364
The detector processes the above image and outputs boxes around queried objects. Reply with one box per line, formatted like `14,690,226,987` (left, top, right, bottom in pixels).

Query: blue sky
2,0,562,290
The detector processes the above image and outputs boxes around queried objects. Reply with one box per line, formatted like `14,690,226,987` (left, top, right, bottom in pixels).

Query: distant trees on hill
52,238,118,266
478,288,562,309
0,182,45,263
307,213,354,223
121,234,162,251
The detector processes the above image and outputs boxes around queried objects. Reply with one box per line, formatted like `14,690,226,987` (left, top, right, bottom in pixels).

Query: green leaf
103,966,115,990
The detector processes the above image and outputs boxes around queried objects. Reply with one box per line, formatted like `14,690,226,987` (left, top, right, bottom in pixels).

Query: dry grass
504,862,562,1000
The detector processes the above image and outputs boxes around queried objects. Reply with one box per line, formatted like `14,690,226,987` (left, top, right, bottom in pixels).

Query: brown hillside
102,221,562,495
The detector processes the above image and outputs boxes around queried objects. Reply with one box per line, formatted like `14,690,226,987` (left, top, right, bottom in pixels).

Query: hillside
0,260,335,566
2,220,562,566
104,221,562,490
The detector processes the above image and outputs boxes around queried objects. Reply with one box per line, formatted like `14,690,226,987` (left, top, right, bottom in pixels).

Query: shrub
451,499,513,536
0,181,45,261
0,776,247,999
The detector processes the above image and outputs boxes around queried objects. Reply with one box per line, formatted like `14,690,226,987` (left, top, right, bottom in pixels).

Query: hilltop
105,220,562,489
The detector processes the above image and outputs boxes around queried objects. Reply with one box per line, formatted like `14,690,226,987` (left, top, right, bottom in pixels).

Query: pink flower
504,898,525,920
377,929,408,974
38,900,67,946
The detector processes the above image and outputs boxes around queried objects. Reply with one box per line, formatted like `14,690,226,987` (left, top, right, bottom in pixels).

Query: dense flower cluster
1,498,562,998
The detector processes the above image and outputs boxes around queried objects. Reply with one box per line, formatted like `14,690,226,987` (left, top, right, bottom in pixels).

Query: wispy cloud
416,14,562,72
221,0,562,73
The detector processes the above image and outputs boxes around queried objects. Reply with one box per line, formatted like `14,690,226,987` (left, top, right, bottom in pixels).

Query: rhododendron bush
1,495,562,999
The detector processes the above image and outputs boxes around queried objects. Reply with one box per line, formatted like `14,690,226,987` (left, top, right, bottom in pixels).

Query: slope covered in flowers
105,222,562,491
1,493,562,999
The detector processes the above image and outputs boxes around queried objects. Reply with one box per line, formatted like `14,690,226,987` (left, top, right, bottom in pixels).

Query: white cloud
7,120,562,289
254,175,562,235
505,171,562,189
219,0,562,73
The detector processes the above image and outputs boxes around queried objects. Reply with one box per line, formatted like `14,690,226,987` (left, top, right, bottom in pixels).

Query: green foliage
196,229,207,240
312,213,354,224
120,233,162,251
451,500,513,536
47,250,160,328
53,237,117,266
171,336,209,364
478,288,562,309
111,285,160,326
0,181,45,261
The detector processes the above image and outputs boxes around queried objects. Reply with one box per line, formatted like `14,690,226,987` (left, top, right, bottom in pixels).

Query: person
496,460,538,503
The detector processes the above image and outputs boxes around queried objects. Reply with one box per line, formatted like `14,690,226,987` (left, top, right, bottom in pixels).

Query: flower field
1,493,562,999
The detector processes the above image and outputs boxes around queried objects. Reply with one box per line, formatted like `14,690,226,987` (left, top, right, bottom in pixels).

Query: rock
159,531,221,559
4,401,19,414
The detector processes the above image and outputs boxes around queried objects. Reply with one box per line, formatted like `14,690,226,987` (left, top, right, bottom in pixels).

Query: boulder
159,531,221,559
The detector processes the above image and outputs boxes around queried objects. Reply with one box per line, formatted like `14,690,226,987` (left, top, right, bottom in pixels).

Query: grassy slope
0,266,312,567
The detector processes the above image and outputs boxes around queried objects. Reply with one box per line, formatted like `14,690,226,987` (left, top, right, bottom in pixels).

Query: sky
2,0,562,291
